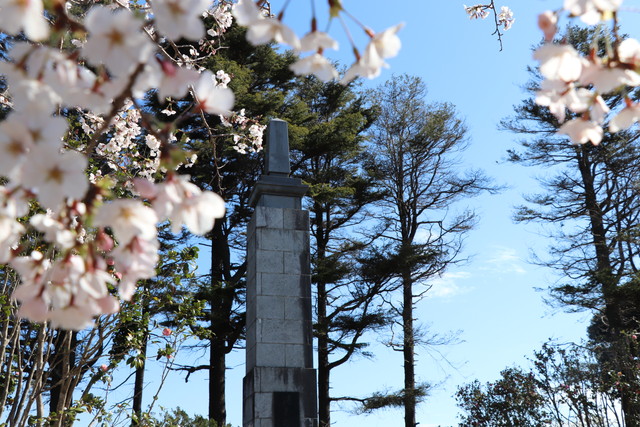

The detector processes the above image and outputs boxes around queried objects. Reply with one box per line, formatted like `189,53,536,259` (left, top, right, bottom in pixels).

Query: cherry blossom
21,145,88,211
531,0,640,146
193,70,235,115
608,102,640,132
111,236,159,300
16,294,49,323
371,24,403,58
290,54,339,82
617,38,640,68
11,251,49,286
564,0,621,25
151,0,211,41
221,112,266,154
299,31,339,52
49,303,100,330
15,113,68,147
0,0,49,41
148,58,201,100
0,46,62,113
145,174,225,235
464,5,490,20
341,43,387,84
590,95,610,124
0,117,34,180
558,117,603,145
82,6,154,77
0,206,24,263
60,68,113,115
0,186,29,219
31,214,76,250
535,80,591,123
48,255,86,304
533,44,583,82
94,200,158,244
339,22,405,84
208,3,233,37
579,58,640,93
215,70,232,88
246,18,301,50
231,0,300,49
11,252,52,322
498,6,515,30
231,0,263,26
79,256,115,300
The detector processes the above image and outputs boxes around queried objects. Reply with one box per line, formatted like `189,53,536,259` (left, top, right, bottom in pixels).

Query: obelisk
243,119,318,427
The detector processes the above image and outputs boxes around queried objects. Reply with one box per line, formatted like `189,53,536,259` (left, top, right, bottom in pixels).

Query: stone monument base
243,367,318,427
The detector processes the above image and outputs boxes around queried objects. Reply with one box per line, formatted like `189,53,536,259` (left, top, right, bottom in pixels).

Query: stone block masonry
243,119,318,427
245,207,314,371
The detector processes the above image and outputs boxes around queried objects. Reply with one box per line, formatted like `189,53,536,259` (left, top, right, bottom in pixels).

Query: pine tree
365,74,492,427
287,76,388,426
502,26,640,426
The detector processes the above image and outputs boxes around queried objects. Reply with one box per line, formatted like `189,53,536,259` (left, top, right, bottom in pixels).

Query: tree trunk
402,269,416,427
208,219,231,427
314,205,332,427
317,278,331,427
132,299,149,426
577,147,640,427
48,331,74,427
48,331,70,422
209,335,227,426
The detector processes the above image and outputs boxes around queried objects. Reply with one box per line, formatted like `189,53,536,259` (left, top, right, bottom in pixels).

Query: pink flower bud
97,229,114,252
538,11,557,42
162,327,172,336
100,364,109,372
157,56,178,77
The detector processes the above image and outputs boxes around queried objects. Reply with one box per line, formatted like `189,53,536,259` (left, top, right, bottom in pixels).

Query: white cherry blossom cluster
464,4,515,30
207,3,234,38
464,4,492,20
497,6,515,30
464,3,514,49
7,168,225,330
231,0,403,84
0,0,239,329
533,0,640,145
221,109,267,154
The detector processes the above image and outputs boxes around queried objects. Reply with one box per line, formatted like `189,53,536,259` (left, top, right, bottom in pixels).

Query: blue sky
123,1,640,426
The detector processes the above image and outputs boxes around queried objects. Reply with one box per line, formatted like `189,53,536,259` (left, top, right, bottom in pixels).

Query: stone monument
243,119,318,427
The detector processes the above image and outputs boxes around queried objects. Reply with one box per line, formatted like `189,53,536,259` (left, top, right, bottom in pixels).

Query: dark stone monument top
265,119,291,176
249,119,308,209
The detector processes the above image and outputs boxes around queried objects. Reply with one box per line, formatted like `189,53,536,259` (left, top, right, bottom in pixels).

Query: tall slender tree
365,74,492,427
287,76,389,427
